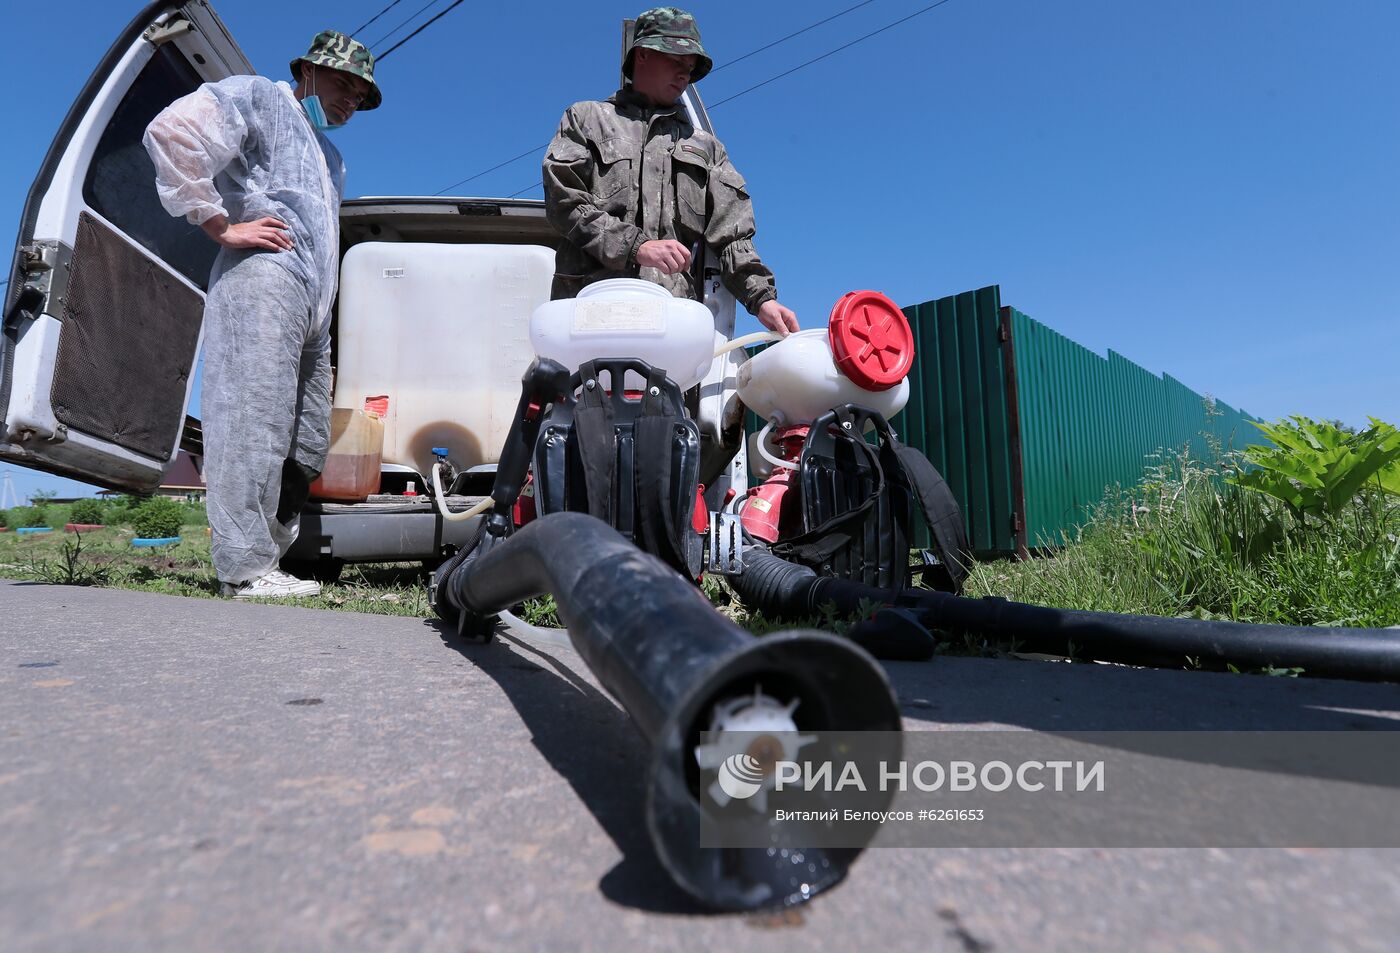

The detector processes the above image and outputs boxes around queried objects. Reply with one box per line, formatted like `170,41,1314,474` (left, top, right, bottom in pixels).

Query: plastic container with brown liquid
309,409,384,502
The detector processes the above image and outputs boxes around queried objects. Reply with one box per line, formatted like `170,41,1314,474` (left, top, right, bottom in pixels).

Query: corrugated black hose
730,546,1400,681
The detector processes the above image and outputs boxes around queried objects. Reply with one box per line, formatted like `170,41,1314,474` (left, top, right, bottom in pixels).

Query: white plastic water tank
529,278,715,391
736,329,910,426
334,242,555,474
737,290,916,430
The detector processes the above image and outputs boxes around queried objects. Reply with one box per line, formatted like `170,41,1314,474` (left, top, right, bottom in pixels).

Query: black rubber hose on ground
730,547,1400,682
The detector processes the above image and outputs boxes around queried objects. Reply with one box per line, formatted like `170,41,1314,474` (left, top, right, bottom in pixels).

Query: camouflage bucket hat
289,30,382,110
625,7,713,83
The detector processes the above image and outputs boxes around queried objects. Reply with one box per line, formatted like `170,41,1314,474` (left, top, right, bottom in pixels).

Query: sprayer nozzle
693,685,816,814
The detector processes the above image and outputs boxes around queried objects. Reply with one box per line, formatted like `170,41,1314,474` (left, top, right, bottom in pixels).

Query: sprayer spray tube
437,513,902,910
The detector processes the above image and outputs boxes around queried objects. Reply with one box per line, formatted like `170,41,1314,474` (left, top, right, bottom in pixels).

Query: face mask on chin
302,95,340,132
300,70,344,133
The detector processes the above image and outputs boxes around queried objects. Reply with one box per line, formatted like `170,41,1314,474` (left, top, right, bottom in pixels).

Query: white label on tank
383,268,405,278
573,299,665,334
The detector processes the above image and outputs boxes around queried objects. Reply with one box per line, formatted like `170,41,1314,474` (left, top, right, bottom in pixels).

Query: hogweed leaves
1229,416,1400,520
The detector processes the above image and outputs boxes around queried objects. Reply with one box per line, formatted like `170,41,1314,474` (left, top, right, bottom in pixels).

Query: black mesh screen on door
51,212,202,460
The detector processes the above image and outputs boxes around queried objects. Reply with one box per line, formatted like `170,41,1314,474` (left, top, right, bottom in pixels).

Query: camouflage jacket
542,88,777,313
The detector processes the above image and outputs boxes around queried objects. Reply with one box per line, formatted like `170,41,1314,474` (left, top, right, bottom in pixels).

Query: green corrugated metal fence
895,287,1262,555
891,287,1019,556
1006,305,1261,550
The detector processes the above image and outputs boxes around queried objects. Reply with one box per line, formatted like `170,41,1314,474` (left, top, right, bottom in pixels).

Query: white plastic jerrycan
737,290,915,427
529,278,715,390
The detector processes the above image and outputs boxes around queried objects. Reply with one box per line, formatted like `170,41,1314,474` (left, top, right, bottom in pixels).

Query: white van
1,2,749,579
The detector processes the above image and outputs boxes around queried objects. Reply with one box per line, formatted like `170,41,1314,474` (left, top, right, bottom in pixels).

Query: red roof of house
161,450,206,490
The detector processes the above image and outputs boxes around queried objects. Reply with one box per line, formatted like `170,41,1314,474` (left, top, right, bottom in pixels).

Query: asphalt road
3,579,1399,952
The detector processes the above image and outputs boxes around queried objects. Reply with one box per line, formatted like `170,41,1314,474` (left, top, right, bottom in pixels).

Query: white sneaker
221,569,321,600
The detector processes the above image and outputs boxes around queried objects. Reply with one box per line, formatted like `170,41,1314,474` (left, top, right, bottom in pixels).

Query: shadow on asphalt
878,658,1400,731
426,617,708,917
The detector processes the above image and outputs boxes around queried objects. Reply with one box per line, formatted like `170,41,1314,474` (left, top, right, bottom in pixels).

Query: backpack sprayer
718,291,971,660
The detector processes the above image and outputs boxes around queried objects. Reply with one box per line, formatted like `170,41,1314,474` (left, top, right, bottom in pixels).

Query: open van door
0,2,251,492
677,83,749,501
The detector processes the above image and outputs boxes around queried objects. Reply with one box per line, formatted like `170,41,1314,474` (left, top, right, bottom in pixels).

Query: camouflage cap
289,30,382,110
625,7,713,83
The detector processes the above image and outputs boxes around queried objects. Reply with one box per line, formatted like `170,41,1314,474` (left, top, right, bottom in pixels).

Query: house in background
94,450,205,503
159,451,206,502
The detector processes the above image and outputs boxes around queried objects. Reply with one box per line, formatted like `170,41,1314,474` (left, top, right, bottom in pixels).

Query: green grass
965,450,1400,629
0,518,888,639
0,522,429,617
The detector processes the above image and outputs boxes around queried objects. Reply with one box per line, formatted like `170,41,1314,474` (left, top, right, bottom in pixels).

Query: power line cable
496,0,958,196
433,1,887,195
353,0,407,37
708,0,956,109
377,0,466,60
707,0,879,76
434,143,544,196
442,0,957,194
368,0,444,51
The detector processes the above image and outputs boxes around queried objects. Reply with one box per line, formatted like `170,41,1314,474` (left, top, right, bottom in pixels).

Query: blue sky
3,0,1396,503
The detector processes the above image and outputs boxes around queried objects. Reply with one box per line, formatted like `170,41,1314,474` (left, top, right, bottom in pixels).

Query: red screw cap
827,290,915,392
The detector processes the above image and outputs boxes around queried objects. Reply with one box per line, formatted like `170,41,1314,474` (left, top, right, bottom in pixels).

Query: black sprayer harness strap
572,360,617,524
891,442,970,593
633,365,692,575
772,403,970,594
771,434,885,566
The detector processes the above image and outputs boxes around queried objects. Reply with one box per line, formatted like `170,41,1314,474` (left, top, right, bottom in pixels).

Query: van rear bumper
285,498,485,564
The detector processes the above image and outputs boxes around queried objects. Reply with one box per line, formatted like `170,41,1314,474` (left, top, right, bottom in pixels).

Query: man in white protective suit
143,31,382,599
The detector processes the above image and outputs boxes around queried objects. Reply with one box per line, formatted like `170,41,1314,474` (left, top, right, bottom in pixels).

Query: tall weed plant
1230,416,1400,521
969,447,1400,628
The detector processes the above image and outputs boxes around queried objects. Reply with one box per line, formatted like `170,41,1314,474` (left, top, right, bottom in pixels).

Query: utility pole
0,471,18,509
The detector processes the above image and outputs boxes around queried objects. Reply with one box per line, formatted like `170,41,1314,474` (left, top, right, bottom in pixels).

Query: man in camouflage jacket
542,7,800,335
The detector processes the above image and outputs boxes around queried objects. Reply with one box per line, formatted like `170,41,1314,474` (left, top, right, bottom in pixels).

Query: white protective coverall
144,74,346,585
